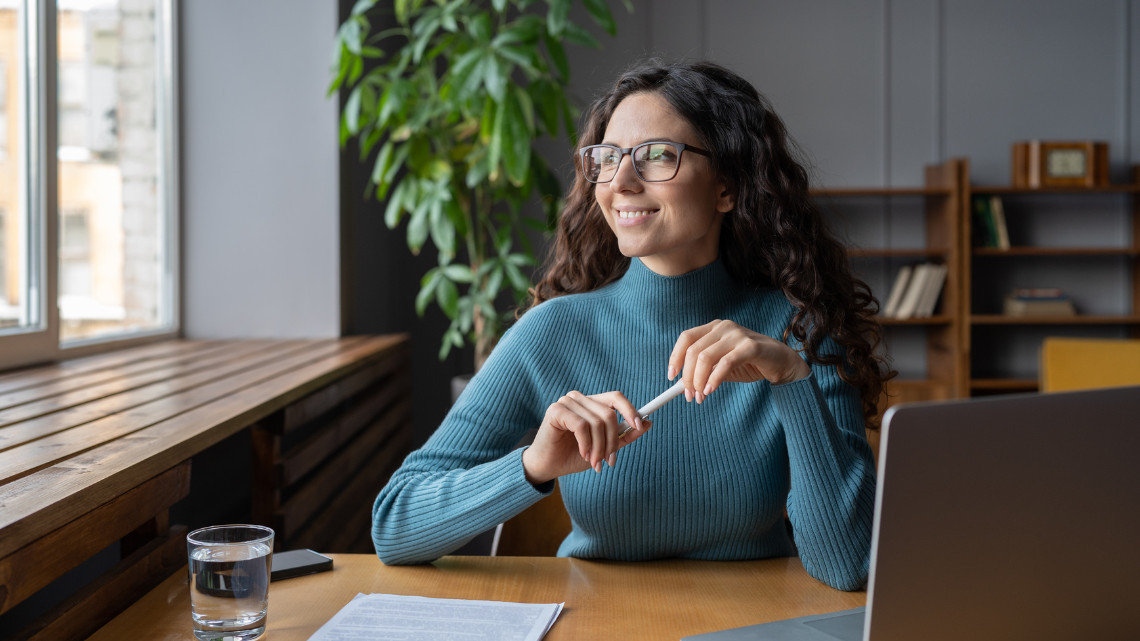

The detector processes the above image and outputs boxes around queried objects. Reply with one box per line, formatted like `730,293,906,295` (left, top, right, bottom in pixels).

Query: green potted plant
330,0,630,369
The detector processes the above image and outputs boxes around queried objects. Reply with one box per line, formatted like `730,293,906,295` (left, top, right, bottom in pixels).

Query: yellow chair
1039,337,1140,392
493,482,572,556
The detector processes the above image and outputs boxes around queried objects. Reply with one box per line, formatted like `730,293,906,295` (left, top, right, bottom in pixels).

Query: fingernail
667,366,676,380
695,391,703,404
607,452,616,467
594,461,602,473
703,384,712,396
685,388,693,402
635,417,644,431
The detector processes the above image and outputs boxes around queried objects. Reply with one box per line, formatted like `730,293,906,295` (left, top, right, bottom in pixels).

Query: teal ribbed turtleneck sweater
372,258,876,590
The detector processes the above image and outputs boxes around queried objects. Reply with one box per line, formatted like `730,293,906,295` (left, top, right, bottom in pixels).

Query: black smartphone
270,549,333,581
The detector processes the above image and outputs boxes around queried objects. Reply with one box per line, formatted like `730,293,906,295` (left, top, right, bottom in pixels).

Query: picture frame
1011,140,1109,188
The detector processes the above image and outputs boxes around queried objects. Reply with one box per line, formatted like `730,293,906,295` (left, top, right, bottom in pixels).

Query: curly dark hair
528,60,895,429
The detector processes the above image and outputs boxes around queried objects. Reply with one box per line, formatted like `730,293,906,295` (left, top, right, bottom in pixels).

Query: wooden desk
0,337,411,641
88,554,866,640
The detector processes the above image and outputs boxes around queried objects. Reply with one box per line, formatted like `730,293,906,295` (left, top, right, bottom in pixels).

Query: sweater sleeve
370,318,555,565
771,364,876,591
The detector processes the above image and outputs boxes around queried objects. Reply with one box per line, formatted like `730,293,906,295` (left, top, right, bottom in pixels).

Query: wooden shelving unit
963,165,1140,395
813,158,967,412
816,160,1139,408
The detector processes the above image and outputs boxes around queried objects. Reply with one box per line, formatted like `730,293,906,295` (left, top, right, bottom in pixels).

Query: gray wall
181,0,340,338
183,0,1139,437
607,0,1139,187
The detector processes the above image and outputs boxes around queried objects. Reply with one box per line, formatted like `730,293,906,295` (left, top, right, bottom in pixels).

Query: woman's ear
716,183,736,213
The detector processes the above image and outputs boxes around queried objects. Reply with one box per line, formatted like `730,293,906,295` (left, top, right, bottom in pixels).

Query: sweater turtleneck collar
614,257,743,319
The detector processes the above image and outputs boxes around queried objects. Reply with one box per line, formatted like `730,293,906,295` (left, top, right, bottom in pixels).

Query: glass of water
187,524,275,641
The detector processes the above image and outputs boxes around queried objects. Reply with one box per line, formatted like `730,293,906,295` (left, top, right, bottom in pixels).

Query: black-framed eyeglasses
578,141,711,184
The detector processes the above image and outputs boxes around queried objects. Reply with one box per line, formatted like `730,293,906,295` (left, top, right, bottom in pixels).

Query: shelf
970,378,1039,392
825,162,1139,402
971,314,1140,325
849,248,948,258
973,246,1138,257
811,186,954,197
971,184,1140,195
879,315,954,326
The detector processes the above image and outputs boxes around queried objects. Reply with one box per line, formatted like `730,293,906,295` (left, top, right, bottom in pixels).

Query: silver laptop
684,385,1140,641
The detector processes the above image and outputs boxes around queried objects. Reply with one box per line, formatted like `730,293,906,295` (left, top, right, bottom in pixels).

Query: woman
372,60,892,591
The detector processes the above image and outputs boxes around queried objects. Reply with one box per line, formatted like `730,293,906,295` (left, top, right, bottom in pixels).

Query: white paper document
306,593,564,641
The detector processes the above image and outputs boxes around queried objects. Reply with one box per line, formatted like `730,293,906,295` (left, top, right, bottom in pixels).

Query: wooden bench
0,335,411,641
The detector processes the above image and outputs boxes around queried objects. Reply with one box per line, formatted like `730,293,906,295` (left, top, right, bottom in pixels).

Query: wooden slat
971,314,1140,325
282,342,409,433
0,462,190,615
0,340,330,480
0,340,220,395
0,335,407,559
7,525,187,641
0,340,287,427
251,412,284,534
0,341,239,412
286,426,413,553
279,376,408,487
277,398,411,538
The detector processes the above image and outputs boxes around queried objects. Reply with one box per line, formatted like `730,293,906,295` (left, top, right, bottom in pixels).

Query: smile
617,208,658,219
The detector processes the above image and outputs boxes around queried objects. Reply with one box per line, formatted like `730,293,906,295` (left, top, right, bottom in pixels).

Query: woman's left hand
668,319,811,403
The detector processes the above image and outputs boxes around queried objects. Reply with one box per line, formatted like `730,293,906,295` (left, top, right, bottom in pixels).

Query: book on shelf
1002,288,1076,316
971,195,1010,249
882,264,913,318
884,262,947,320
989,196,1010,250
915,263,948,318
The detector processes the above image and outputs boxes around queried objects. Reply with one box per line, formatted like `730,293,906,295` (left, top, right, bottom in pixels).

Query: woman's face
594,91,734,276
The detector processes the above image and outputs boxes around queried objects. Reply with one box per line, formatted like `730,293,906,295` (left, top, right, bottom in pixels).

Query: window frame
0,0,180,370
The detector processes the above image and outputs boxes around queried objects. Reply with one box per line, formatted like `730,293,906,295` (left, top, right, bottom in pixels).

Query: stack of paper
307,593,564,641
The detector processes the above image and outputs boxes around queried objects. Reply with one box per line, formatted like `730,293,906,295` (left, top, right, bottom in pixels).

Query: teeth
618,209,655,219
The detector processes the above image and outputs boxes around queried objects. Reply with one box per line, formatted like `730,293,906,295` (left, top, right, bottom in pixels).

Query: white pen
617,379,687,439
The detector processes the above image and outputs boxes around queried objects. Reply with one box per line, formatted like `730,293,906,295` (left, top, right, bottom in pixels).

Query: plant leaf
483,52,508,103
560,20,600,48
504,261,530,292
543,32,569,81
429,195,456,257
436,277,459,318
407,195,431,253
582,0,617,35
416,268,441,316
467,12,492,42
444,195,469,238
395,0,412,25
384,180,410,228
531,79,560,135
339,17,364,55
495,224,512,256
444,264,474,283
345,84,364,134
546,0,571,36
371,140,395,188
350,0,377,17
485,266,505,299
502,91,531,185
488,100,505,175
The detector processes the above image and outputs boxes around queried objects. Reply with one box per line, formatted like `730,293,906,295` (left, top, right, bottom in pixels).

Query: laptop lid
864,385,1140,640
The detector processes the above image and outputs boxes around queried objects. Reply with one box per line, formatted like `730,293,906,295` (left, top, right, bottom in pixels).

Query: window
0,0,178,369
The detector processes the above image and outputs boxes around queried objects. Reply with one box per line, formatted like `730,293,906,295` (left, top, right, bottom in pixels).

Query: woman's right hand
521,390,652,485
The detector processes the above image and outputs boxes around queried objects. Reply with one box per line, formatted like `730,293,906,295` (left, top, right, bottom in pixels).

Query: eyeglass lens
582,143,683,183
